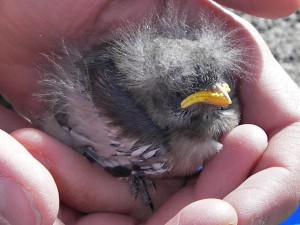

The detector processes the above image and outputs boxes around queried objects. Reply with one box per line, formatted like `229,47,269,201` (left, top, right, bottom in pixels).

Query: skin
0,0,300,224
214,0,300,18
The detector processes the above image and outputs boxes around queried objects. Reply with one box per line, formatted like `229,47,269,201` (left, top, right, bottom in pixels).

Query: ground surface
240,10,300,85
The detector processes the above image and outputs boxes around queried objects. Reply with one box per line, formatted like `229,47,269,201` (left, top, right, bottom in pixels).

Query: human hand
214,0,300,18
1,0,300,224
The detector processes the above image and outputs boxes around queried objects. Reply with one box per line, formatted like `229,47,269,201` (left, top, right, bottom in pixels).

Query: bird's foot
129,176,156,210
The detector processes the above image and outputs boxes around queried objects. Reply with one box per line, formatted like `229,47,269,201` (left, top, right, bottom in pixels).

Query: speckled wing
33,48,169,177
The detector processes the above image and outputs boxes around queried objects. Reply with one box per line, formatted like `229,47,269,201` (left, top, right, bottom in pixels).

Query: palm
0,0,161,114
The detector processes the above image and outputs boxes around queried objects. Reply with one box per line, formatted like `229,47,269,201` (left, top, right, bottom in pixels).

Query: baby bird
32,5,251,208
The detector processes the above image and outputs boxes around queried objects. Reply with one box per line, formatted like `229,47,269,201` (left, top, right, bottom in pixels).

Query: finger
224,122,300,224
163,199,238,225
75,213,136,225
224,168,299,224
0,105,31,132
195,124,268,199
12,128,184,219
254,122,300,175
214,0,300,18
57,203,82,225
0,130,59,225
146,125,267,224
146,195,237,225
12,128,140,213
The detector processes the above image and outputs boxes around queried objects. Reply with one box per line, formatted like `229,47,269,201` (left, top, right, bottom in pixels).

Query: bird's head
110,36,242,137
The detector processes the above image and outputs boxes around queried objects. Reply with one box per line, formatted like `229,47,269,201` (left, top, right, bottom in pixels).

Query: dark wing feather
33,46,169,176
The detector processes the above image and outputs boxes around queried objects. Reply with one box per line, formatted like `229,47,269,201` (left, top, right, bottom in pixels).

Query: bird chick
32,5,251,208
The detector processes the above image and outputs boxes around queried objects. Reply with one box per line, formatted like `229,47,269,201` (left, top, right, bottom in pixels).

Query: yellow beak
180,83,232,109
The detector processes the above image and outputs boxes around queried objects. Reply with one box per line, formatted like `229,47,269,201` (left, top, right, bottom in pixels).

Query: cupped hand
1,0,300,224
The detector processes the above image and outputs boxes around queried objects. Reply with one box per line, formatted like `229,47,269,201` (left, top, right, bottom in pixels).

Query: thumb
2,130,59,225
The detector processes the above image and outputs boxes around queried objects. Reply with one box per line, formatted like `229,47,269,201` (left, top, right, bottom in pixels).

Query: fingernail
0,179,41,225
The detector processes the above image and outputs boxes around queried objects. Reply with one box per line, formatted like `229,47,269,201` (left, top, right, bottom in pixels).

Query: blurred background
241,11,300,85
0,9,299,225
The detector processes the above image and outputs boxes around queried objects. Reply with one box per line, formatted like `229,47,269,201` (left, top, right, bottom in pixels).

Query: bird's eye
220,106,230,110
